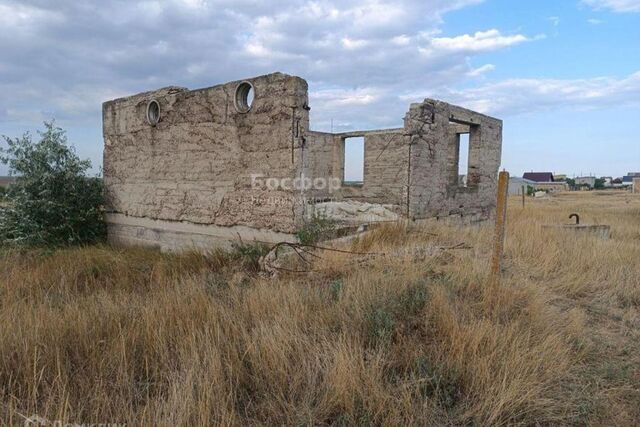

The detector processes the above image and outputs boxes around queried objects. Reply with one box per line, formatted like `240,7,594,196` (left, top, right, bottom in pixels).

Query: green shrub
329,279,343,302
365,281,430,348
296,213,337,245
367,307,395,347
0,122,106,247
229,241,270,273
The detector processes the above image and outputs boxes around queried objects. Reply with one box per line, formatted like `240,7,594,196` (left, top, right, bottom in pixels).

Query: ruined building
103,72,502,251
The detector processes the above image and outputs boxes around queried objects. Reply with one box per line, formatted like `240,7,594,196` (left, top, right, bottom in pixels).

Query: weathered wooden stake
489,171,509,286
521,185,525,208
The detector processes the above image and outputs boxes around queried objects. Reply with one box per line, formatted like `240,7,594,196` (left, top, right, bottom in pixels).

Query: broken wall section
303,129,408,224
302,98,502,225
406,99,502,221
103,72,309,249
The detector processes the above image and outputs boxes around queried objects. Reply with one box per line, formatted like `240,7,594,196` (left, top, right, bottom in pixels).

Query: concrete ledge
307,201,401,225
542,224,611,239
105,213,297,252
412,211,490,226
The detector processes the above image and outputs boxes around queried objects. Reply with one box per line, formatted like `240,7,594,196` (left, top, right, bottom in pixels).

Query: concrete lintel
450,123,471,134
447,104,501,126
419,98,502,125
334,128,404,138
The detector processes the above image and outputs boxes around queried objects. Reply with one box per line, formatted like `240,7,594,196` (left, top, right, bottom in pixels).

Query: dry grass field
0,191,638,426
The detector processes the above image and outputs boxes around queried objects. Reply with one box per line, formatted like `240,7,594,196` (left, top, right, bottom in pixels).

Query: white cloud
341,37,369,50
313,86,384,105
179,0,207,8
0,0,538,128
435,71,640,116
583,0,640,12
467,64,495,77
391,35,411,46
587,18,605,24
0,3,64,31
427,29,533,54
309,85,402,131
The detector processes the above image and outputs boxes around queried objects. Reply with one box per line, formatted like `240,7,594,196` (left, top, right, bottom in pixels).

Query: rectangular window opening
458,133,470,187
343,136,364,185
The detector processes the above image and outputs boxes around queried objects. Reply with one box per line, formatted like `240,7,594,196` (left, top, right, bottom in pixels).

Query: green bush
296,213,337,245
366,307,395,347
229,241,270,273
0,122,106,247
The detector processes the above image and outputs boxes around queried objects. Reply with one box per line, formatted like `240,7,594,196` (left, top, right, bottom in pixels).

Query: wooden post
521,185,525,208
489,171,509,286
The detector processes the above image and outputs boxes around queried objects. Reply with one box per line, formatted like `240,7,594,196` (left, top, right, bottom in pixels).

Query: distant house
575,176,596,188
622,172,640,187
611,178,626,188
553,174,567,182
523,172,554,183
534,181,569,193
508,177,536,195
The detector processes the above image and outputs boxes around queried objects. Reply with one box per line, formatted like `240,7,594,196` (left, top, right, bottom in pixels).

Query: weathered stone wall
303,99,501,223
103,72,308,248
335,130,409,207
303,131,336,201
103,74,502,250
405,99,502,220
304,129,408,208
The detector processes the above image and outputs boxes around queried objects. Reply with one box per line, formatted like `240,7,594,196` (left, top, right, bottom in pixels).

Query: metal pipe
569,213,580,225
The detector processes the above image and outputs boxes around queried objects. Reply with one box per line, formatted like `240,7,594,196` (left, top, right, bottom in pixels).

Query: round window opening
234,82,254,113
147,100,160,126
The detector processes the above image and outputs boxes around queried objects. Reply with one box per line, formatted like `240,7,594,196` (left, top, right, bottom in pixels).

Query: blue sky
0,0,638,178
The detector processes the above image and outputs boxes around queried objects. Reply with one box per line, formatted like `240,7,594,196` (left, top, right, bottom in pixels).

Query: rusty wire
261,239,470,274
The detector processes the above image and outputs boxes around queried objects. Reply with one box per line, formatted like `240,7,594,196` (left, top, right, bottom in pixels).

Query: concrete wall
304,129,408,206
405,99,502,220
335,130,409,207
302,99,502,224
575,176,596,187
103,74,502,250
508,179,535,196
534,182,569,193
103,72,308,249
302,131,336,201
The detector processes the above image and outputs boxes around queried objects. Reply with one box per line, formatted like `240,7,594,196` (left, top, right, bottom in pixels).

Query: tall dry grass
0,191,638,426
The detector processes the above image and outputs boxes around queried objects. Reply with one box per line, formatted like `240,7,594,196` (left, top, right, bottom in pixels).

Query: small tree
0,122,106,247
594,178,605,190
